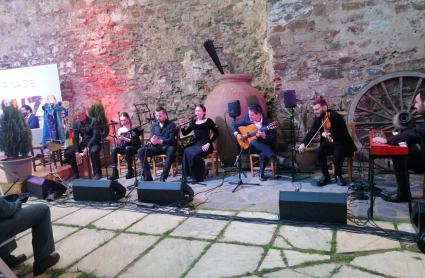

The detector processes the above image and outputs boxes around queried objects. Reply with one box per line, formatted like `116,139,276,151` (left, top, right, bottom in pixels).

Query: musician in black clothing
299,99,356,186
64,105,102,180
109,112,142,180
137,107,176,182
373,92,425,202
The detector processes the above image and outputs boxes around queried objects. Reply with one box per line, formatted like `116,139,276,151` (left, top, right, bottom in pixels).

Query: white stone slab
283,250,330,267
238,211,279,220
126,213,186,234
351,251,425,278
333,266,383,278
170,217,229,239
71,233,158,277
50,229,115,269
119,238,208,278
263,269,311,278
92,210,147,230
337,231,400,253
398,223,416,233
196,210,235,216
54,208,113,226
49,206,82,221
12,225,79,257
373,221,395,229
58,274,81,278
185,243,263,278
264,263,340,278
221,221,276,245
259,249,285,270
274,226,332,251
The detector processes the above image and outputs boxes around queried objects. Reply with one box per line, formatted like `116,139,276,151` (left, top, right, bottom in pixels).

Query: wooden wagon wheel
346,71,425,169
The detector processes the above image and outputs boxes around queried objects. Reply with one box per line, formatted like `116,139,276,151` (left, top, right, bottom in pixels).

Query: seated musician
109,112,142,180
179,104,219,182
137,107,176,182
372,92,425,202
298,99,356,186
64,105,102,180
231,104,284,181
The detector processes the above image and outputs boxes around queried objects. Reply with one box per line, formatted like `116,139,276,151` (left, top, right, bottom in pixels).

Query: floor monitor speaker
279,191,347,224
411,201,425,235
23,175,67,199
73,179,126,201
137,181,194,205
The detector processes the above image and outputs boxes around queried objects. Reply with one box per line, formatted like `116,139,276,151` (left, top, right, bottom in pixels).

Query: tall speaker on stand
283,90,297,182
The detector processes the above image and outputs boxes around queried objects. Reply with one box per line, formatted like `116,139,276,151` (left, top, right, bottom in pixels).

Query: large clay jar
205,74,267,166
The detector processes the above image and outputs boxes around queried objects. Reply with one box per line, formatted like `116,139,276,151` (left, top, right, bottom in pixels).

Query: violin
322,112,333,143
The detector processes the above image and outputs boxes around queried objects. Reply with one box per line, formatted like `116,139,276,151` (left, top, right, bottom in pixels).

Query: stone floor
3,164,425,278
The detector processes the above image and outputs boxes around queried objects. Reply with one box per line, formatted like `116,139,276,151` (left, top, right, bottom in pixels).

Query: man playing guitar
231,104,284,181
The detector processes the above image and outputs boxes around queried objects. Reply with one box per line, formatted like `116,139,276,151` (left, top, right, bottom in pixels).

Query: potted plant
0,102,33,182
88,101,111,156
295,103,318,171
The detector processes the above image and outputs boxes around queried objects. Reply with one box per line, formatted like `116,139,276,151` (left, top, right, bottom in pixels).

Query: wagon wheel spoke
408,78,423,110
354,121,392,126
380,82,399,113
399,77,404,111
365,92,394,116
356,107,393,121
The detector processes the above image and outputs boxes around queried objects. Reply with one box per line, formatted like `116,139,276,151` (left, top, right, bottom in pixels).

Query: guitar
237,121,279,149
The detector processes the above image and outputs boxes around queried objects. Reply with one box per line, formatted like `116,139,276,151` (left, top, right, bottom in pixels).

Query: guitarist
232,104,285,181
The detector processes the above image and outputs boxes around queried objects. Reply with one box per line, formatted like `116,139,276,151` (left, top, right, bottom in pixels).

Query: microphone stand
100,130,109,179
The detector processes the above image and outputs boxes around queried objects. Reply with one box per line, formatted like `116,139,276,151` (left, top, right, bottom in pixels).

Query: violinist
298,99,356,186
109,112,142,180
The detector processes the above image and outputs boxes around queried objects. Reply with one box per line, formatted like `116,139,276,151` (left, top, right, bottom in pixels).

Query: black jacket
303,109,357,154
387,122,425,153
150,119,176,148
73,117,101,152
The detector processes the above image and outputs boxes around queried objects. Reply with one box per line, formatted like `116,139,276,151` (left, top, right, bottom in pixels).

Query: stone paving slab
57,274,81,278
373,221,395,229
185,243,263,278
282,250,330,267
119,238,208,278
170,217,229,239
92,210,147,230
237,211,278,219
220,221,277,245
333,266,383,277
259,248,285,270
351,251,425,278
126,213,186,235
336,231,400,253
263,263,339,277
12,225,79,258
71,233,158,277
49,206,82,222
54,208,113,226
398,223,416,233
195,210,235,216
274,226,332,251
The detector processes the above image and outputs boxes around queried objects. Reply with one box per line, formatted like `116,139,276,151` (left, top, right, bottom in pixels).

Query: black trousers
64,144,102,174
249,139,274,174
137,145,176,179
0,204,55,265
392,151,425,188
111,146,138,168
317,142,351,177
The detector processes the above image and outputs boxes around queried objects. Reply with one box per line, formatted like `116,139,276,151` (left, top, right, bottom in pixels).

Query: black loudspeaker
137,181,194,205
23,175,67,199
283,90,297,108
228,100,241,118
411,201,425,234
73,179,126,202
279,191,347,224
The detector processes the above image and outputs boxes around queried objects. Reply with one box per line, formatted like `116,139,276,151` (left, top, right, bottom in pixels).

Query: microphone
146,117,156,121
106,121,119,126
168,118,177,122
189,114,197,119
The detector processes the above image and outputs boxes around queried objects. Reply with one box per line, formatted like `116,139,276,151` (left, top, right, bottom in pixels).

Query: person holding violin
298,99,356,186
179,105,219,182
109,112,142,180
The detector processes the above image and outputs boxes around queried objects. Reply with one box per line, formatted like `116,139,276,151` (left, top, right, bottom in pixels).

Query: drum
77,153,93,179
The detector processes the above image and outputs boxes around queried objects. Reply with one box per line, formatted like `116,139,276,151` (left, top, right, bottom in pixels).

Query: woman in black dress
179,105,219,182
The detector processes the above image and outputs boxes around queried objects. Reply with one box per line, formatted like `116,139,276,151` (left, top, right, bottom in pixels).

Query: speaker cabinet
73,179,126,202
411,201,425,234
137,181,194,205
279,191,347,224
23,175,67,199
283,90,297,108
228,100,241,118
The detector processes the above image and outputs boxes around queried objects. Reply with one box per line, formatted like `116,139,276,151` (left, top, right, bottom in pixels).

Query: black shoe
126,168,134,179
143,175,153,181
335,176,346,186
316,175,331,187
204,169,210,179
93,173,102,180
33,253,60,276
274,155,285,165
109,168,119,180
159,177,167,182
4,254,27,267
381,191,409,202
259,173,267,181
69,173,80,180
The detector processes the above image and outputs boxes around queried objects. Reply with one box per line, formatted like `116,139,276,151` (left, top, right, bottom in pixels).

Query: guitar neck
247,126,268,138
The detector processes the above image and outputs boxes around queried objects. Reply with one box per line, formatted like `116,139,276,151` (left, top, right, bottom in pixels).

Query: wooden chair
204,132,219,177
117,133,144,175
152,135,180,177
328,122,355,182
249,130,278,178
30,144,46,172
